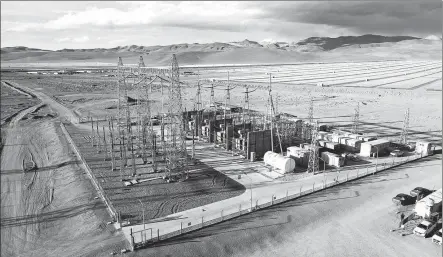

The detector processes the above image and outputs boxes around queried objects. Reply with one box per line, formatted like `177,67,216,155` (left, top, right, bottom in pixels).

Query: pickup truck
432,228,442,245
410,187,434,198
392,193,415,206
413,220,438,237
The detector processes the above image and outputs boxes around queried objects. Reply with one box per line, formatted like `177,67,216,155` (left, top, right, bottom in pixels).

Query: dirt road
129,154,442,257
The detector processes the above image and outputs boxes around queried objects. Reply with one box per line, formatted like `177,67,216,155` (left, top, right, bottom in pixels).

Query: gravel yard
64,123,245,224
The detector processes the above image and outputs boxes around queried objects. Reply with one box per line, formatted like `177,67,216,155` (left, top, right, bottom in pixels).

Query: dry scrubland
0,59,442,257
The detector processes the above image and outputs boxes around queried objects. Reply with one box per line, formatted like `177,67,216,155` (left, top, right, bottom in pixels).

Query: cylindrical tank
264,151,296,173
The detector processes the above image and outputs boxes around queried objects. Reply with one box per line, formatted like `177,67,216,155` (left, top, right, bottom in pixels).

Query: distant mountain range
1,34,441,66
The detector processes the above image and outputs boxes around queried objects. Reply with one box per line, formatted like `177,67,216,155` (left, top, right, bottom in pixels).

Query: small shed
287,146,310,167
414,188,442,219
339,137,351,145
415,141,433,156
321,151,345,167
325,141,339,151
359,139,390,157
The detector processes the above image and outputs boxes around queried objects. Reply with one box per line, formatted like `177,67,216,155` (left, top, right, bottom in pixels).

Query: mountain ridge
1,34,428,53
1,34,441,66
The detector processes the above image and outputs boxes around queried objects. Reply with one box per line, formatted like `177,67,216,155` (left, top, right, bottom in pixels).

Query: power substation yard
1,58,442,257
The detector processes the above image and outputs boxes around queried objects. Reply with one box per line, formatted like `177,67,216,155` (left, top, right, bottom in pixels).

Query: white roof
361,139,390,146
421,220,432,226
418,188,442,205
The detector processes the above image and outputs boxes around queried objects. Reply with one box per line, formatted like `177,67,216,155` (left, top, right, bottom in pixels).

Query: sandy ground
0,85,129,257
127,154,442,257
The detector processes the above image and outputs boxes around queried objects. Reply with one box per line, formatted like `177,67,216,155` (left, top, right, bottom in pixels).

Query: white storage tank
264,151,296,173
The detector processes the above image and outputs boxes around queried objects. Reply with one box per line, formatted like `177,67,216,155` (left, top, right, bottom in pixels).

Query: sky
1,1,441,50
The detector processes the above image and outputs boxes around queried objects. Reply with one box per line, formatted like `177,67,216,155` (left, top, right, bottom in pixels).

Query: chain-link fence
59,122,118,222
128,152,427,250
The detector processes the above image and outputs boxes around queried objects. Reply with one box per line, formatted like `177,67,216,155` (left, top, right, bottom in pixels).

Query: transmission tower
304,97,314,140
400,108,409,145
351,102,360,134
138,55,145,68
308,97,314,124
117,57,129,177
242,86,258,132
223,72,234,150
195,78,202,138
195,79,202,111
269,93,283,153
307,120,319,174
165,54,188,175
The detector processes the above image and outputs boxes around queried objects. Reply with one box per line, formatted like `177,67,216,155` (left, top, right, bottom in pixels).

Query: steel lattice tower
304,97,314,140
117,57,129,175
165,54,188,175
308,97,314,124
400,108,409,145
137,56,155,166
138,55,145,68
307,121,319,173
352,102,360,134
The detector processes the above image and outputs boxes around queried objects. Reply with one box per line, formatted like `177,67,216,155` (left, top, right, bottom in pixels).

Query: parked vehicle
432,228,442,245
413,220,438,237
410,187,434,198
390,149,404,157
392,193,415,206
